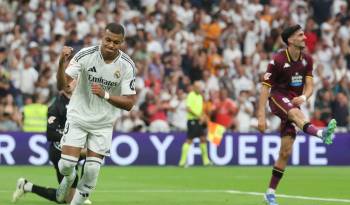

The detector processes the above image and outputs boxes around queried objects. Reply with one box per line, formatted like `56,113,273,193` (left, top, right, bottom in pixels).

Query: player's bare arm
291,77,313,106
257,84,270,133
57,46,74,90
91,83,136,111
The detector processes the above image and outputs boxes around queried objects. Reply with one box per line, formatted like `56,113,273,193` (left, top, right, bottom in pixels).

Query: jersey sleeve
305,55,313,79
262,56,279,87
65,52,82,79
121,62,136,95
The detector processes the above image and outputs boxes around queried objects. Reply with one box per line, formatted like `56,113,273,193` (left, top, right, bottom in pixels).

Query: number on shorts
64,123,70,134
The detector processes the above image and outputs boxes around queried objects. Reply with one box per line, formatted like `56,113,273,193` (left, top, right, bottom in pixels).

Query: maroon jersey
262,49,313,97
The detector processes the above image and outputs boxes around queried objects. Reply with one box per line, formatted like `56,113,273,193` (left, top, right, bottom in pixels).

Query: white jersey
65,45,136,129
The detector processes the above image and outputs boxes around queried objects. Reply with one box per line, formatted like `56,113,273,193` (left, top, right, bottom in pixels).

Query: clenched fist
91,83,105,98
60,46,73,62
291,95,306,107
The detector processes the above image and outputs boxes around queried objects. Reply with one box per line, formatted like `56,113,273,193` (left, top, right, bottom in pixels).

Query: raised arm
57,46,74,90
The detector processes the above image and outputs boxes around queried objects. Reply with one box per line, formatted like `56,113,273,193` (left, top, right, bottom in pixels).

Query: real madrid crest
114,68,121,79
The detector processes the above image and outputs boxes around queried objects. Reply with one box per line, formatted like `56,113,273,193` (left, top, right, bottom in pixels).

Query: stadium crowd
0,0,349,133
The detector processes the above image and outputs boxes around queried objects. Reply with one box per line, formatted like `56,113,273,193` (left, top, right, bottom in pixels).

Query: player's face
290,30,306,49
64,79,76,95
101,29,124,55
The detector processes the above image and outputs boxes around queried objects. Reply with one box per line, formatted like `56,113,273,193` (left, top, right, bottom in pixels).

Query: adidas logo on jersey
88,66,97,72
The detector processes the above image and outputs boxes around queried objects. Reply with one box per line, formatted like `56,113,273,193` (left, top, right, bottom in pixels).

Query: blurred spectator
76,11,90,40
237,90,254,132
304,18,318,53
212,88,238,130
22,95,48,132
332,92,349,132
27,41,42,71
18,55,39,98
310,110,327,128
0,94,21,131
66,30,84,51
315,89,333,124
0,63,11,97
168,89,187,131
143,91,170,132
116,110,146,132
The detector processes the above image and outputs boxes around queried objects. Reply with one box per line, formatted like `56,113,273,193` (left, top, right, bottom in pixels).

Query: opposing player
12,48,91,204
56,23,136,205
257,25,337,205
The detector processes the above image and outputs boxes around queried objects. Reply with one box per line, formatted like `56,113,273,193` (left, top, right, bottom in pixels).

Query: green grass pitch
1,166,349,205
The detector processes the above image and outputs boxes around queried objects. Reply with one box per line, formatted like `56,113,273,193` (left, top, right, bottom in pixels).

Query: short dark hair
105,23,125,36
281,24,302,45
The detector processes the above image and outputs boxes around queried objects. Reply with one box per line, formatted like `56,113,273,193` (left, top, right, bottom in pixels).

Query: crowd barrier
0,132,349,165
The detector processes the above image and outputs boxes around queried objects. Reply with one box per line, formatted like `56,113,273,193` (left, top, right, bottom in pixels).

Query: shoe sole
264,194,278,205
12,178,25,203
325,119,337,144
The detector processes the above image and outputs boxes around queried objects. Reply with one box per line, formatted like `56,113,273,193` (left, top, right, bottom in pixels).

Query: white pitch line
1,189,350,203
226,190,350,203
94,189,350,203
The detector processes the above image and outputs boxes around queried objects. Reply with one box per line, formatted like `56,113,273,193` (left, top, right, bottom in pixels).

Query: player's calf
57,155,79,203
70,157,103,205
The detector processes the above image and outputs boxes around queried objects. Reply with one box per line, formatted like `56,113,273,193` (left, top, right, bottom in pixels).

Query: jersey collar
98,45,121,63
285,49,303,63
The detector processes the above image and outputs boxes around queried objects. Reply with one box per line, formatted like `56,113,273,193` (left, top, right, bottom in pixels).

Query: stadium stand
0,0,349,133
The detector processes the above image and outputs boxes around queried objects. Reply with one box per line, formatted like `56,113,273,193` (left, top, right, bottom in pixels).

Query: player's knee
58,154,79,176
279,148,292,160
79,157,103,192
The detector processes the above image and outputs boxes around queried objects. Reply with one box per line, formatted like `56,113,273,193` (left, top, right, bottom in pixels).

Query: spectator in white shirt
19,56,38,96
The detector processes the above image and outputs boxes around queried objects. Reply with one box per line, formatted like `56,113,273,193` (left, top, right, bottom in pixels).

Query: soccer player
12,48,91,204
257,24,337,205
55,23,136,205
178,81,211,167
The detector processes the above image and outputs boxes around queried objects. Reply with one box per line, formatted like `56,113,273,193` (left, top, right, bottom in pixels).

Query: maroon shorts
268,93,299,138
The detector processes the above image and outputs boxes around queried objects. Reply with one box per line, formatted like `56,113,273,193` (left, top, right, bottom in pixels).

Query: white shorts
61,120,113,156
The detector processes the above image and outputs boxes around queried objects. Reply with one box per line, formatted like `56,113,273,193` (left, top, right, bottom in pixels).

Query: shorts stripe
270,97,287,114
